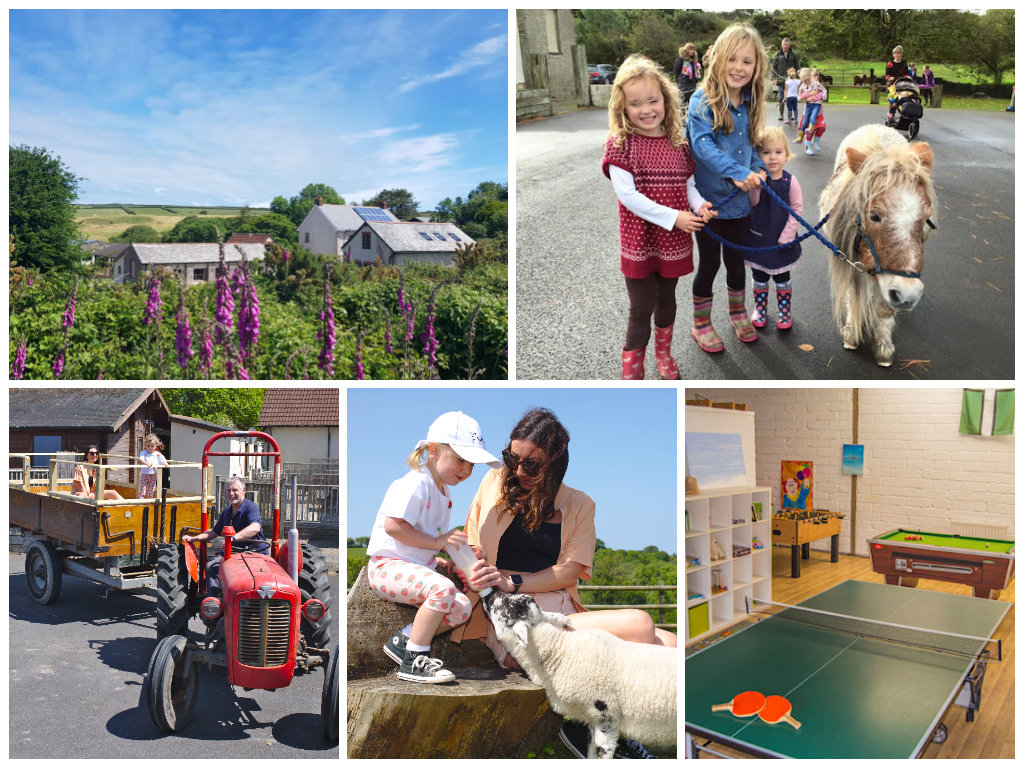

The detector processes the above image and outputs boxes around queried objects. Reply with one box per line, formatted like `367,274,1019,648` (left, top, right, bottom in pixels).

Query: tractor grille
237,599,291,667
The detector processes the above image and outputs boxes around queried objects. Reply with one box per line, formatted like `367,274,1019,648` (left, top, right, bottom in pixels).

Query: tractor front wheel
145,634,199,732
321,643,339,742
155,544,190,638
299,543,333,648
25,540,63,605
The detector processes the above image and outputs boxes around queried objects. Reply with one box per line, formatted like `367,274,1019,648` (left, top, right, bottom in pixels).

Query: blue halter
852,214,936,279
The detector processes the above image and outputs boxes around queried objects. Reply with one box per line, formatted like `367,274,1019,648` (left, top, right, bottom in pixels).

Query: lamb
483,591,676,759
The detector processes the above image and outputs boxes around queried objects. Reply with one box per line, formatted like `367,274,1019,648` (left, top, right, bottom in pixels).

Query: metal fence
214,474,339,531
578,582,678,630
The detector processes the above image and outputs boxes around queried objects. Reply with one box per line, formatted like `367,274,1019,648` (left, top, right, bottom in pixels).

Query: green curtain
993,390,1014,436
959,389,983,435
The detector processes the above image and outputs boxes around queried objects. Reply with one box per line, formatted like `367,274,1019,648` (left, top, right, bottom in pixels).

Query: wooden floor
689,548,1015,759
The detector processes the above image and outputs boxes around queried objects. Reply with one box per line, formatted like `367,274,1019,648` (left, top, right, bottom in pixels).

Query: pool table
868,528,1015,599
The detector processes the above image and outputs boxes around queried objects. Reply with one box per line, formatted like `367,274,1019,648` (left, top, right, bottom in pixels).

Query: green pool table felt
876,529,1014,554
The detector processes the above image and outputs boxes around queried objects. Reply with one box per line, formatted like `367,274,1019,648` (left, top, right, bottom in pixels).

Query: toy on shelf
710,539,727,561
733,545,751,558
752,536,764,549
686,555,702,569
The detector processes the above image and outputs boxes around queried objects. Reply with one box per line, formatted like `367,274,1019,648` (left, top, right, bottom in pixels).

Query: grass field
76,204,270,242
819,86,1012,111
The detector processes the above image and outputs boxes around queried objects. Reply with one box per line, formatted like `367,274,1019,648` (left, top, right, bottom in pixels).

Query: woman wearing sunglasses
450,408,677,667
71,446,125,500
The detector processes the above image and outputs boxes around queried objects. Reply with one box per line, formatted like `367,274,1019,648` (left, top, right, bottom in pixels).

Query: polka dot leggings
367,556,471,627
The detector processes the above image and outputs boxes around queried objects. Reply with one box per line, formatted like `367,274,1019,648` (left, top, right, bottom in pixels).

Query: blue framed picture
842,444,864,475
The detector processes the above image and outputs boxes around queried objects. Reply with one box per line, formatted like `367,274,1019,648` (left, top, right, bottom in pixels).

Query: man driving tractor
183,476,268,593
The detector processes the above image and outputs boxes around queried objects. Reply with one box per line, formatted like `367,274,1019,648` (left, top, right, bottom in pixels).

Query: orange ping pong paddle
711,690,766,718
758,694,801,729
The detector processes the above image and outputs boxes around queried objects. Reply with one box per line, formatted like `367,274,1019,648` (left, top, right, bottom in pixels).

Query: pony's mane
825,143,936,258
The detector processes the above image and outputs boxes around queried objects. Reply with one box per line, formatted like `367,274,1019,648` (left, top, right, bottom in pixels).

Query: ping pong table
685,580,1010,758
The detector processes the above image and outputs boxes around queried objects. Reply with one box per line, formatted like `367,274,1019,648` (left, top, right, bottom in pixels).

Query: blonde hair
757,126,794,160
607,54,684,149
406,442,455,471
680,43,696,58
787,67,797,79
699,24,768,139
798,67,811,84
145,434,164,451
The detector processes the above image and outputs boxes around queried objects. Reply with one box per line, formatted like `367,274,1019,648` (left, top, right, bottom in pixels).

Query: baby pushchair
884,76,924,139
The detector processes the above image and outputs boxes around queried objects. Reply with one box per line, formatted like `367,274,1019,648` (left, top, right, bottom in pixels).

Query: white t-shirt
140,449,168,476
366,468,452,567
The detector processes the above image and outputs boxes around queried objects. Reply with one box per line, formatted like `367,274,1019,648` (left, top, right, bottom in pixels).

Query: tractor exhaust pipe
288,474,299,584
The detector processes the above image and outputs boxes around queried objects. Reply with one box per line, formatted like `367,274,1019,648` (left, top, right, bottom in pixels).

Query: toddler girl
139,434,168,499
602,54,714,379
686,23,769,352
746,126,803,330
796,68,826,153
784,67,800,124
366,411,500,683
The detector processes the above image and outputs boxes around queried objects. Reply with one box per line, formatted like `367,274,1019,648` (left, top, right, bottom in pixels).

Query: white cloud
398,33,507,93
377,133,459,173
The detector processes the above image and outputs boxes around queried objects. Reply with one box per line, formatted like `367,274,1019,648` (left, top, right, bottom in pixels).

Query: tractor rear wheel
299,543,333,648
145,634,199,732
155,544,190,638
25,540,63,605
321,643,339,742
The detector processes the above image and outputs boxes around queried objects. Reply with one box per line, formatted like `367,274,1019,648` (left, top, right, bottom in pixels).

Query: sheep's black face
484,592,538,629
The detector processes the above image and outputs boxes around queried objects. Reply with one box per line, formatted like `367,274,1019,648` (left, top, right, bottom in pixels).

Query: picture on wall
781,460,813,510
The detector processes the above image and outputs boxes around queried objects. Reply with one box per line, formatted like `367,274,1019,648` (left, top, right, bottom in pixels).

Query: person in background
919,64,935,106
771,37,799,121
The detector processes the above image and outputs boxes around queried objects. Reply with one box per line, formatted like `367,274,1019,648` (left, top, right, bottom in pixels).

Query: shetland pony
818,124,936,367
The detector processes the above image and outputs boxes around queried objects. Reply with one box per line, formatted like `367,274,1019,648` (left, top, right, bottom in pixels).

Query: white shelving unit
684,486,772,644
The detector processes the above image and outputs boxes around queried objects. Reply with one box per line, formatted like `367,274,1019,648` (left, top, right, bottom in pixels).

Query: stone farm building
112,243,266,285
297,198,474,266
343,221,474,267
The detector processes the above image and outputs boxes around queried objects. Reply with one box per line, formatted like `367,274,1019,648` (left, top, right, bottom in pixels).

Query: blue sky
347,388,678,554
9,9,508,209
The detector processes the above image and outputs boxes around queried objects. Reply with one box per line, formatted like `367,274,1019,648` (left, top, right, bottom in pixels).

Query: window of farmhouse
362,232,371,249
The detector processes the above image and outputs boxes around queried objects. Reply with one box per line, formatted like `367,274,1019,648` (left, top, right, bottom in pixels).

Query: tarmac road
9,552,340,759
516,103,1014,380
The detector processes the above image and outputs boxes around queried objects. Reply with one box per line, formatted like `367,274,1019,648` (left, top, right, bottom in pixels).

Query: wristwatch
510,574,523,594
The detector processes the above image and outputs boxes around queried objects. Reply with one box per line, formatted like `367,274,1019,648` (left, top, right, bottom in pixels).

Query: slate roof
310,204,399,233
345,221,475,253
9,388,162,430
258,388,339,427
127,243,266,265
169,413,233,432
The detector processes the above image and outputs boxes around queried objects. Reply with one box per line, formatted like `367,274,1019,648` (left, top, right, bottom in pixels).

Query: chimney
316,195,323,206
378,198,387,209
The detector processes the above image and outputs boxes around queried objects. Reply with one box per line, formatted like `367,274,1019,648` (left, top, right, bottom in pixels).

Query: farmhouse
257,388,339,465
9,388,170,487
112,242,266,284
297,199,399,257
342,221,475,267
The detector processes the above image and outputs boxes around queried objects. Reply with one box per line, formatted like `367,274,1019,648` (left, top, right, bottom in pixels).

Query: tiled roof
9,388,157,430
258,388,339,427
346,221,475,253
127,243,266,265
313,204,399,233
225,233,274,244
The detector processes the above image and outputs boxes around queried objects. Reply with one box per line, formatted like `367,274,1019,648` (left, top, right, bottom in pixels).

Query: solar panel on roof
354,206,393,222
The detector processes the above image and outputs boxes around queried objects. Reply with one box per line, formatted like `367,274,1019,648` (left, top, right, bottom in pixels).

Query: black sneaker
396,651,455,684
615,738,658,759
383,630,407,664
559,720,589,759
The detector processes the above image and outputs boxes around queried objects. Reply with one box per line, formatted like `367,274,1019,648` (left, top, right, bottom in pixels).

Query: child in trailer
686,23,769,352
138,433,168,499
366,411,501,683
602,54,716,379
746,127,803,330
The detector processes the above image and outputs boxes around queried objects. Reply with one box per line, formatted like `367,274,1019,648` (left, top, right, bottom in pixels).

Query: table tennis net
747,598,1002,661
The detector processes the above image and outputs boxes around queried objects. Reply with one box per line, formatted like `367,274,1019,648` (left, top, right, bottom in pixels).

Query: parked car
588,64,617,84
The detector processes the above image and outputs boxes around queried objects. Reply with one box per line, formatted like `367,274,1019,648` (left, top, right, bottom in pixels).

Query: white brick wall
685,389,1014,554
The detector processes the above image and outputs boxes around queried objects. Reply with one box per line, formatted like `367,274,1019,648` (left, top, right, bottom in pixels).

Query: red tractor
143,431,338,742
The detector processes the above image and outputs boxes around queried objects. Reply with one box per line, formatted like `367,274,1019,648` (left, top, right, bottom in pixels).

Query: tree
165,217,223,243
160,388,266,428
971,9,1015,86
363,188,419,221
272,183,345,226
113,224,161,243
9,145,83,271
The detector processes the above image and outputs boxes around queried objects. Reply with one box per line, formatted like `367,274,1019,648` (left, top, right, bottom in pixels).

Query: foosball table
772,510,845,578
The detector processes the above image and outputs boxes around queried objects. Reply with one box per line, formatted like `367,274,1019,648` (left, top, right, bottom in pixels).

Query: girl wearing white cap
366,411,500,684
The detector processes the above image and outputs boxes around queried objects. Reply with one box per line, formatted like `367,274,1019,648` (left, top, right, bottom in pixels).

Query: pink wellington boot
727,288,758,343
653,324,680,379
621,347,646,380
690,295,724,353
751,285,769,329
776,286,793,330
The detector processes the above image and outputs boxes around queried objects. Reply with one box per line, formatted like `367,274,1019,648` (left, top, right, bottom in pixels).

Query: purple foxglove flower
317,272,335,376
61,281,78,331
143,276,162,325
11,338,27,379
52,348,64,377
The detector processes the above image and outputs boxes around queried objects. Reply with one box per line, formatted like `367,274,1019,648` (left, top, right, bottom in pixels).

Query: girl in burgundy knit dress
602,54,716,379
